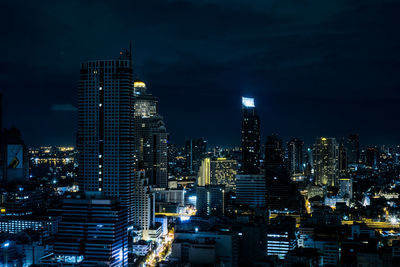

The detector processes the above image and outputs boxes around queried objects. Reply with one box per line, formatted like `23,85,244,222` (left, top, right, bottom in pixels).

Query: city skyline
1,0,400,147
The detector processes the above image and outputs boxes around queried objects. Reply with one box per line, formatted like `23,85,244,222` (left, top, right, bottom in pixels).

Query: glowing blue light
180,216,191,222
188,196,197,202
242,97,255,108
3,242,10,248
195,227,199,233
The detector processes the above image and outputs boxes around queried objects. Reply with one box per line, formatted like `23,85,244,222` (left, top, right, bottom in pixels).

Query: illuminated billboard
7,144,23,169
242,97,255,108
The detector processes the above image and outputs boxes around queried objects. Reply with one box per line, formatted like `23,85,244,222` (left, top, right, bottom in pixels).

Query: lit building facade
132,171,155,231
313,137,339,187
210,158,237,190
133,80,168,188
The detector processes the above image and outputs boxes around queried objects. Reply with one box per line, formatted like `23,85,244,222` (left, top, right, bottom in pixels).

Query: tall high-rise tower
77,50,136,221
133,80,168,188
287,138,304,178
241,97,260,174
313,137,339,186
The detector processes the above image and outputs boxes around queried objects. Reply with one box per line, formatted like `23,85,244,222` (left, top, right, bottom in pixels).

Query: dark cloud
1,0,400,146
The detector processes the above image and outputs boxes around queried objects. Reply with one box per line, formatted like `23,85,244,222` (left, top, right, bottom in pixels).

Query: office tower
132,171,155,231
338,140,348,176
365,147,379,167
44,194,128,267
198,157,237,190
133,80,168,188
1,127,29,183
236,174,266,207
241,97,260,174
77,51,135,221
313,137,339,187
196,185,225,216
347,134,359,165
287,138,304,178
210,158,237,190
198,157,211,186
264,134,286,179
185,138,207,174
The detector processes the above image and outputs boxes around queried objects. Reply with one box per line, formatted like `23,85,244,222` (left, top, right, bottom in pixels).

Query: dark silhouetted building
265,134,285,179
185,138,207,174
236,174,265,207
365,147,379,168
347,134,359,165
287,138,304,178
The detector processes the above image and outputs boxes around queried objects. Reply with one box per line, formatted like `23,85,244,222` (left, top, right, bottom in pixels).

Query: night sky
1,0,400,147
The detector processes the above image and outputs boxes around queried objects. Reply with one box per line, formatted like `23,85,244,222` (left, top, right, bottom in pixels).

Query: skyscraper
241,97,260,174
347,134,359,165
287,138,304,178
338,140,348,176
313,137,339,187
133,80,168,188
77,50,136,221
132,171,155,231
185,138,207,174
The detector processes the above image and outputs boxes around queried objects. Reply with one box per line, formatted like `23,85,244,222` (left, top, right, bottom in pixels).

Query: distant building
185,138,207,174
196,185,225,216
365,147,379,168
313,137,339,187
171,230,238,267
347,134,360,165
287,138,304,178
236,174,266,207
132,171,155,231
198,157,211,186
133,80,168,188
198,157,237,190
339,140,348,176
210,158,237,190
241,97,260,174
265,134,287,180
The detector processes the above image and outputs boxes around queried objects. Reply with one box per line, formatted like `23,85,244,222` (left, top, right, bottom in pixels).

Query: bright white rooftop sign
242,97,255,107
